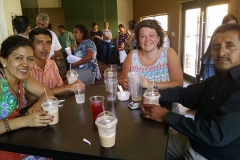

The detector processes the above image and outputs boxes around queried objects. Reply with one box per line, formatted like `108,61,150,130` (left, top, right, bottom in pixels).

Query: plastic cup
104,79,118,101
143,88,160,105
66,69,78,84
95,111,118,148
41,97,59,125
89,96,104,120
128,72,143,102
103,67,118,81
65,47,72,55
74,84,85,104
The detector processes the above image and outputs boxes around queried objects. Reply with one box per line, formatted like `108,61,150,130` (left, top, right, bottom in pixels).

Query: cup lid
42,97,59,107
128,72,141,78
104,66,118,76
144,88,160,97
95,111,118,128
66,69,78,76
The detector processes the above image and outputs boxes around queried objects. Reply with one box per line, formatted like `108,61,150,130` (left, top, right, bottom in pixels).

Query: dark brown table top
0,85,171,160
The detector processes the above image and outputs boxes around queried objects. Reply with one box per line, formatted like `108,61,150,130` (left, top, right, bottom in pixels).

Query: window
142,14,168,31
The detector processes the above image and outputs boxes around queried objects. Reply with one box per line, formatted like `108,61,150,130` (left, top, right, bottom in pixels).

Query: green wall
62,0,118,38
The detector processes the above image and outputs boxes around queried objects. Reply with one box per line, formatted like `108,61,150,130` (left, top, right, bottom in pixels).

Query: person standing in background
13,16,31,39
58,25,75,71
35,13,62,61
101,21,112,65
116,24,131,53
118,42,127,70
90,22,103,62
163,32,170,47
72,24,101,85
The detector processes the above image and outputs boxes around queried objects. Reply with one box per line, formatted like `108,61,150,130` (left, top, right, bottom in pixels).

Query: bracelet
4,119,11,132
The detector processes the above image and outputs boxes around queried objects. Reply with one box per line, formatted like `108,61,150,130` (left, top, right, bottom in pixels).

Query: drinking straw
102,103,106,116
44,87,50,101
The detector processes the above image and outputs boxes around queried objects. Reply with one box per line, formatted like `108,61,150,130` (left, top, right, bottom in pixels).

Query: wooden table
0,85,171,160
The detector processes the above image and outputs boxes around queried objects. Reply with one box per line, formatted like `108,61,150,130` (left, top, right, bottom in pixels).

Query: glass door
182,0,228,83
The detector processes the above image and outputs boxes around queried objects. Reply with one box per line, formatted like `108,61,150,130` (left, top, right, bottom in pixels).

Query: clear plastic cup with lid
103,66,118,81
128,72,143,102
66,69,78,84
95,111,118,148
143,88,160,105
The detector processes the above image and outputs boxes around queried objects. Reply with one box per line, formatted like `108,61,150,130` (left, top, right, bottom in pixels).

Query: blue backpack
198,42,218,82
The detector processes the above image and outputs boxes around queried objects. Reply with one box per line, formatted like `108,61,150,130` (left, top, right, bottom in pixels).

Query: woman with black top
90,22,103,61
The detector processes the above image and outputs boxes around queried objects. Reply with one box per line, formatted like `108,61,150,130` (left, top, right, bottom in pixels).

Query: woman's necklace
2,69,20,101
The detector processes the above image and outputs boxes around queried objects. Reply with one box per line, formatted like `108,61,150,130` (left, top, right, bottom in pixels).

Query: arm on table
52,79,85,95
158,80,240,147
0,111,53,134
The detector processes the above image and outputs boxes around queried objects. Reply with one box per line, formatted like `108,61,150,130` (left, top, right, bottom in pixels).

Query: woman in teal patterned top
0,36,55,159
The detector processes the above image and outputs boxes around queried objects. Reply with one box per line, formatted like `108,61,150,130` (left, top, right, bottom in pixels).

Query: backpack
197,40,218,83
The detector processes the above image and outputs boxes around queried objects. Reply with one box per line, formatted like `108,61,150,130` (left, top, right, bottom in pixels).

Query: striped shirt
30,59,63,88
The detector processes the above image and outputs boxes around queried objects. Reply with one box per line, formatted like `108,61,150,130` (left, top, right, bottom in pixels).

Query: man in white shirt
35,13,62,60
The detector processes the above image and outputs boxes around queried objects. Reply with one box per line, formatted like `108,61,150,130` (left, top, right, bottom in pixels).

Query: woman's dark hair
0,35,33,68
222,14,238,24
118,24,125,29
135,19,164,50
74,24,91,40
29,28,52,43
92,22,97,28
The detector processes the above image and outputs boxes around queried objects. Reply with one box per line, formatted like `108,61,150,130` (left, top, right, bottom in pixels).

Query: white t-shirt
163,35,170,47
119,50,127,63
49,30,62,57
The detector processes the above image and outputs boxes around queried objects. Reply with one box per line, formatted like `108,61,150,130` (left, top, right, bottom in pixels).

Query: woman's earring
3,64,6,68
157,41,161,48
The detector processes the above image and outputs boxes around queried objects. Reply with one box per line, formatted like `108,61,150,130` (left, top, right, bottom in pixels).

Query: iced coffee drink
66,70,78,84
143,88,160,105
95,111,118,148
41,98,59,125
